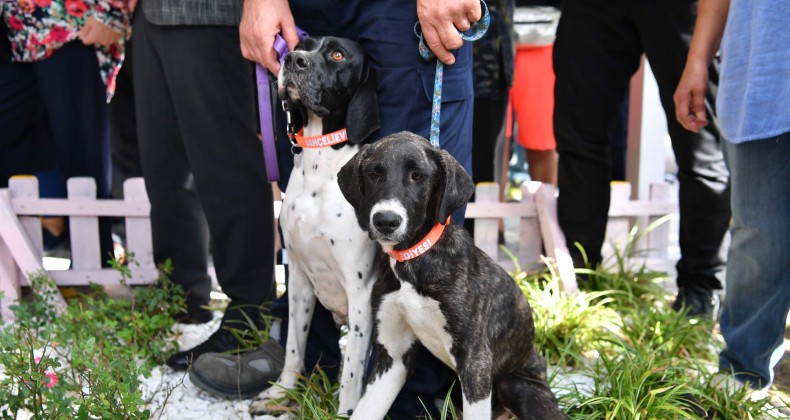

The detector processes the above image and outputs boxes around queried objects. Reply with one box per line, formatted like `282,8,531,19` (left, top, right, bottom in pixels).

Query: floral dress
1,0,130,101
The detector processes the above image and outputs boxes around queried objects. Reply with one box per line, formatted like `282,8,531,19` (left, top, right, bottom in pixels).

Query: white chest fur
378,281,457,370
280,115,375,320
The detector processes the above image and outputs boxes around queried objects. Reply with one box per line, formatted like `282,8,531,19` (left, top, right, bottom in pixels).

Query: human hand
240,0,299,75
417,0,482,65
673,60,710,133
78,16,123,47
107,0,137,12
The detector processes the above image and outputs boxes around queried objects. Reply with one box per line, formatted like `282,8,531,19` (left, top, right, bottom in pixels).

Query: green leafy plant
0,255,186,419
516,265,622,367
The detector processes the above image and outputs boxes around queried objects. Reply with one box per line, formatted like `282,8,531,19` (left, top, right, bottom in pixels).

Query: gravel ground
141,313,286,420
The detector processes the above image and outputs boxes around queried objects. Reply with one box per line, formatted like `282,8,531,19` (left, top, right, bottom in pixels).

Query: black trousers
553,0,731,290
132,15,275,325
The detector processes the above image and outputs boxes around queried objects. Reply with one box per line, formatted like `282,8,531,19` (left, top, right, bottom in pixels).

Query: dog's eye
410,172,424,182
330,50,344,61
367,171,381,182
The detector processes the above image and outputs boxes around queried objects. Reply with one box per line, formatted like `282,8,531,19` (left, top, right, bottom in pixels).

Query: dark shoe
166,328,240,371
176,306,214,325
189,339,285,399
672,286,720,318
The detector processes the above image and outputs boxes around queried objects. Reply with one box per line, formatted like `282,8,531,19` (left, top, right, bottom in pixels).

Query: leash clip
284,108,302,154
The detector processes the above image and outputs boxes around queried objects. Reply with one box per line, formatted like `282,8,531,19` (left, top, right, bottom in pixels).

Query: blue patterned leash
415,1,490,148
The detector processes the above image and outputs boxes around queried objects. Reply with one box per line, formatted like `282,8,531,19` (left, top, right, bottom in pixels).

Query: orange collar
290,128,348,148
388,218,450,263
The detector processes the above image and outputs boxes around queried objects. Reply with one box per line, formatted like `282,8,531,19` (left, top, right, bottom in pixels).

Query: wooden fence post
531,182,578,293
473,183,501,261
67,178,102,270
123,178,155,270
518,182,544,270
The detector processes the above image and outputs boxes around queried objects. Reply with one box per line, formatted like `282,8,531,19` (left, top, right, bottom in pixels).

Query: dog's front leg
250,264,316,414
350,292,415,420
350,343,415,420
337,278,373,415
458,353,494,420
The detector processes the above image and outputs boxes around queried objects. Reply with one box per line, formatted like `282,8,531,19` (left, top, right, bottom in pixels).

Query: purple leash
257,27,308,183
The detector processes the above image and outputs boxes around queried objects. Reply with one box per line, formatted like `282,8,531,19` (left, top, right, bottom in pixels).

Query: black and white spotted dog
250,36,380,416
337,132,565,420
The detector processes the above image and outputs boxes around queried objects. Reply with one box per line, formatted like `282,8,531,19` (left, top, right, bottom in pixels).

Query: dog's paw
249,387,290,417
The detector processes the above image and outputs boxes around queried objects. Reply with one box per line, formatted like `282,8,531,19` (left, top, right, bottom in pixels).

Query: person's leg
636,0,730,314
0,49,55,187
511,44,557,186
525,149,558,186
719,133,790,388
33,41,114,264
132,15,213,318
553,0,642,267
471,94,509,185
147,23,276,327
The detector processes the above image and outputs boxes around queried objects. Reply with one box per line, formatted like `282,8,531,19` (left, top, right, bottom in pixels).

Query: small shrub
0,256,186,419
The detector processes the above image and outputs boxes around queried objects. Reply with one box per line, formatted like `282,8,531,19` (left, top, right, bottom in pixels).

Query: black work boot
188,339,285,399
166,328,240,371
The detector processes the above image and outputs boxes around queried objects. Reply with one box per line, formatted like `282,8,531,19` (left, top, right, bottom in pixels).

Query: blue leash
415,1,490,148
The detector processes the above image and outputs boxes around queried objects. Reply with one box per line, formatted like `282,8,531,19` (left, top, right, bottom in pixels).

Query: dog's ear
338,144,370,224
346,67,380,144
431,147,475,222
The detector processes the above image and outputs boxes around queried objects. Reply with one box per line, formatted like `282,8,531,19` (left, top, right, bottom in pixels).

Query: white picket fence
466,181,677,292
0,176,157,321
467,181,578,292
0,176,677,322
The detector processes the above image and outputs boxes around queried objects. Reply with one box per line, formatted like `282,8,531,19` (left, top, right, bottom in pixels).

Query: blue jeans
719,132,790,387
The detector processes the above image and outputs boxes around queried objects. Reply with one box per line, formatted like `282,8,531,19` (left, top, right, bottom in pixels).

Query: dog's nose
284,53,309,70
372,211,402,235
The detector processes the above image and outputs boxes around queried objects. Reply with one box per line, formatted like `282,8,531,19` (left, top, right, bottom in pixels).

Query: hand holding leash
417,0,483,65
254,16,308,182
416,0,489,147
240,0,300,75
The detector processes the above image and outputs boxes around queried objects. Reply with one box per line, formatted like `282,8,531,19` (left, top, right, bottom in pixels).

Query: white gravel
141,312,288,420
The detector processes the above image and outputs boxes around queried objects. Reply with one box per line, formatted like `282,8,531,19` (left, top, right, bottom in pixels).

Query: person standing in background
552,0,731,318
1,0,129,263
675,0,790,389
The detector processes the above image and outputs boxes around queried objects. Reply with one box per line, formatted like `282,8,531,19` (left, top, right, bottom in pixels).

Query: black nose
284,53,309,70
372,211,402,235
